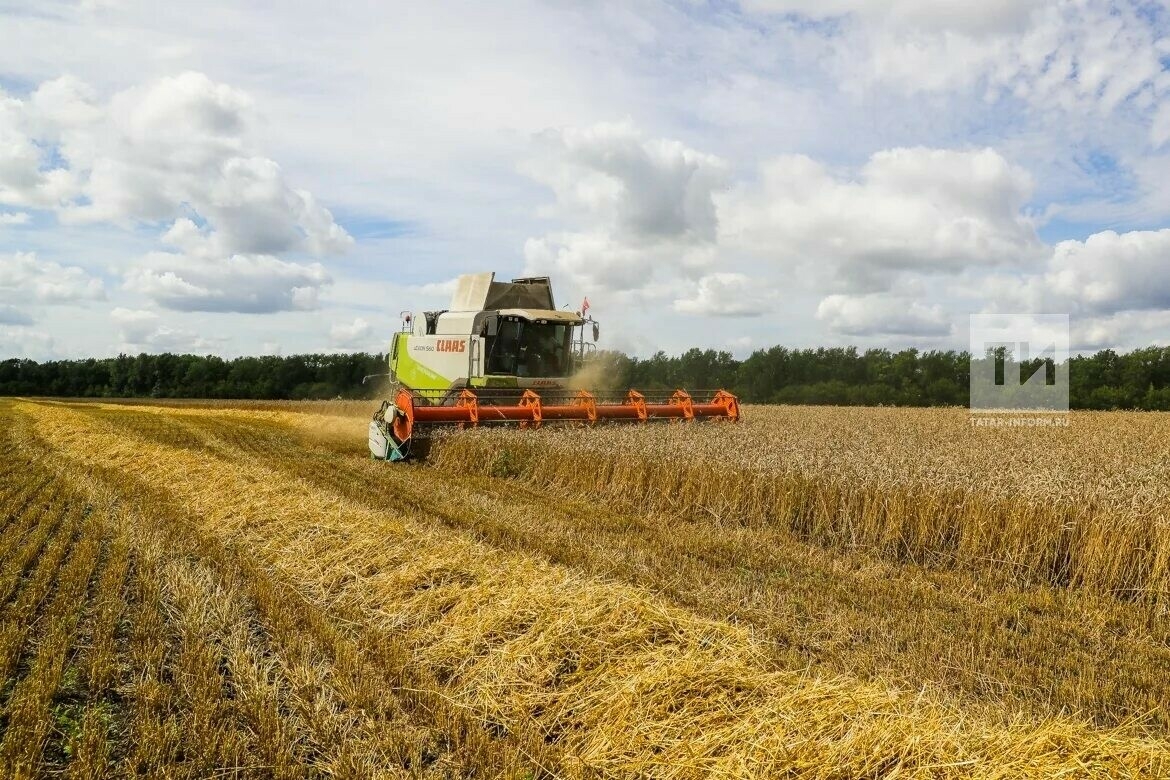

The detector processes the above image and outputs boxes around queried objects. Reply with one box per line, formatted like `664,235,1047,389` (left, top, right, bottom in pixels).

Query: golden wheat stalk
11,399,1170,778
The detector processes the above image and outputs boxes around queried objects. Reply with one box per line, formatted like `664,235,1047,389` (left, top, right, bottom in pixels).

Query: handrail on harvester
391,386,739,446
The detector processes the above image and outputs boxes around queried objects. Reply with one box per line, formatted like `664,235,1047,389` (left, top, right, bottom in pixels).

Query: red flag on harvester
581,296,590,315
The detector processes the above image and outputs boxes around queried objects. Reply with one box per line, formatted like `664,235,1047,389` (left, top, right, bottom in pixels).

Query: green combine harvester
368,272,740,461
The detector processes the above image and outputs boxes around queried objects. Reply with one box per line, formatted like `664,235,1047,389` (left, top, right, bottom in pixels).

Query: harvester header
368,272,740,461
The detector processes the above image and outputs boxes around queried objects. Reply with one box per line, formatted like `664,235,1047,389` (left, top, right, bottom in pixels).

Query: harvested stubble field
2,398,1170,778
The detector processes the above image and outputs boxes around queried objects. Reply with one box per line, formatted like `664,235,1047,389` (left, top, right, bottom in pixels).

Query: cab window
485,319,570,377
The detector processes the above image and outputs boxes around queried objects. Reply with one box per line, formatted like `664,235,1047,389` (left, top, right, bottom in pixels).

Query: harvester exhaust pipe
369,388,740,461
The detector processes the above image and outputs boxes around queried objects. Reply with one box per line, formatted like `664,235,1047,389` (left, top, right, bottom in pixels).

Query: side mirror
592,322,600,342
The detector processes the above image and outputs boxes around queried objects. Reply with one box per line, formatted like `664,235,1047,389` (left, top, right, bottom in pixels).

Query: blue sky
2,0,1170,360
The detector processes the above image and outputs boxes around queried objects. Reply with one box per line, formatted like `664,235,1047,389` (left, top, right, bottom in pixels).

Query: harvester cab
368,272,740,461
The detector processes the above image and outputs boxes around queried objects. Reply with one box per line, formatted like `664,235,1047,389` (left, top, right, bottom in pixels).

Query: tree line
0,352,387,401
4,345,1170,409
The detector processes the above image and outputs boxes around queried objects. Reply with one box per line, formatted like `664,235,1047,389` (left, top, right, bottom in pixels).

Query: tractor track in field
51,401,1170,735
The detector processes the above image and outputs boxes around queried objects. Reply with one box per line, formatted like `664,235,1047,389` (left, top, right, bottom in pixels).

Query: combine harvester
369,272,740,461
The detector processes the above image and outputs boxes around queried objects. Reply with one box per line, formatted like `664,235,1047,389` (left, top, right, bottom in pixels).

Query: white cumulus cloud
816,293,952,337
0,72,351,322
0,86,80,210
524,231,718,297
522,122,729,296
1046,229,1170,315
720,147,1042,292
329,317,372,347
751,0,1170,122
973,228,1170,322
0,251,104,304
524,120,728,243
116,216,333,314
37,72,353,256
110,307,220,353
125,247,330,314
673,273,774,317
0,326,55,359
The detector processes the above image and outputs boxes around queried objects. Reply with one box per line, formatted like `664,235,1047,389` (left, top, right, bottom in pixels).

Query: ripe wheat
432,405,1170,601
2,398,1168,777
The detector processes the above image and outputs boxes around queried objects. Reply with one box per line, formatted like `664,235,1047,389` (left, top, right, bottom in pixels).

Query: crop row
0,401,526,778
430,405,1170,601
89,400,1170,731
8,399,1170,777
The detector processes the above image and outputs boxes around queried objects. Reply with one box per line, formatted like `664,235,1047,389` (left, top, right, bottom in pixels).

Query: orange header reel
369,387,740,461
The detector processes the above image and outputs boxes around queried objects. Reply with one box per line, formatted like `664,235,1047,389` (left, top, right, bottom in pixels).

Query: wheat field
1,397,1169,777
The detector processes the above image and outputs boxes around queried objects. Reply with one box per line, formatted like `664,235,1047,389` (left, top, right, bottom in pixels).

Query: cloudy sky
2,0,1170,360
